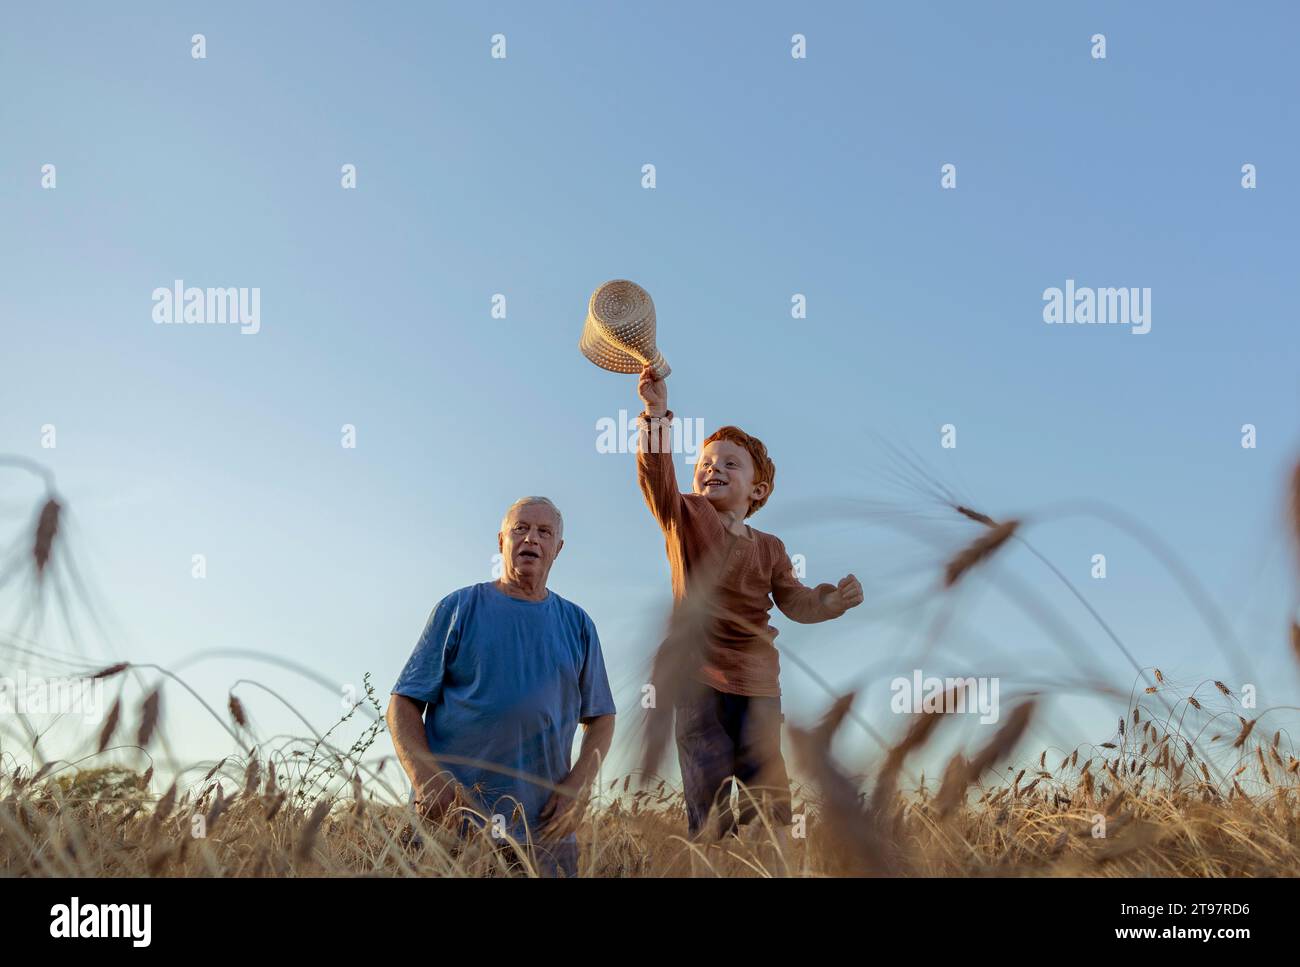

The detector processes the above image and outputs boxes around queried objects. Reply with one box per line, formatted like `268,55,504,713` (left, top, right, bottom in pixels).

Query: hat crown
580,280,670,378
592,280,652,327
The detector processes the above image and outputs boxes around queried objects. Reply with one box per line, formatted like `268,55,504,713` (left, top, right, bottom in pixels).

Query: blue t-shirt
391,582,617,842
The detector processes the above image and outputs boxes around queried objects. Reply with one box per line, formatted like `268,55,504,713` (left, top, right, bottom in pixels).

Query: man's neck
496,576,548,602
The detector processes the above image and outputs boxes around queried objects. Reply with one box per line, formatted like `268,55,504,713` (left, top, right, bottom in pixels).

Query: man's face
498,503,563,585
693,440,767,517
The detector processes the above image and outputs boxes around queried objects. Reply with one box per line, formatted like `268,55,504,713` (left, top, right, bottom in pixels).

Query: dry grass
4,720,1300,877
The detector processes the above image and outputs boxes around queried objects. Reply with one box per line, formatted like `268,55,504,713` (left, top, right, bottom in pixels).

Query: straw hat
580,279,671,378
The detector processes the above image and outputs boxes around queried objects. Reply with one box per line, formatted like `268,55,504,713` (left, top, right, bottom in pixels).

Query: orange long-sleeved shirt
636,410,845,697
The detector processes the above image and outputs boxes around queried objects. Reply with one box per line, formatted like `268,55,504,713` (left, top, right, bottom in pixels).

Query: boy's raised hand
823,573,864,614
637,364,669,418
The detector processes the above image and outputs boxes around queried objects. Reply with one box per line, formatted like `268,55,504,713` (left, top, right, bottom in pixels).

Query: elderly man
387,496,617,877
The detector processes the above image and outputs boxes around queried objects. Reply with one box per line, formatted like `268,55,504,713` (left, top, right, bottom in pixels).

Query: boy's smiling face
693,439,770,518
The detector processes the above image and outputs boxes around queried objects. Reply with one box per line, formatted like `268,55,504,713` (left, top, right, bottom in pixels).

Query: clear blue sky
2,2,1297,791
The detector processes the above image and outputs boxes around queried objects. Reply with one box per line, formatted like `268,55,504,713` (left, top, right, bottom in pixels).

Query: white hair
500,496,563,538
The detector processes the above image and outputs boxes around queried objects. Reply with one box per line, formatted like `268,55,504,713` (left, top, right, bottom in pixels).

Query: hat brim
579,320,670,377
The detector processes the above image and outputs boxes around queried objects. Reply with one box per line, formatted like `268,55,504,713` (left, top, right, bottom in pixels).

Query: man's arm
386,694,457,818
537,608,617,841
537,714,616,840
572,713,616,785
389,595,462,816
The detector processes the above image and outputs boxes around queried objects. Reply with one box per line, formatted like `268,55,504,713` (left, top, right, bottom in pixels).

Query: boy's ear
750,481,771,502
497,532,505,554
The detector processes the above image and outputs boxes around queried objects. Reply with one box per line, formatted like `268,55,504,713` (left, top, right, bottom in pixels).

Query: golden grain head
265,790,287,822
243,757,261,796
152,781,177,825
943,519,1020,588
136,689,161,747
205,785,227,828
32,497,61,575
351,773,365,816
202,756,228,784
96,697,121,755
1233,717,1256,749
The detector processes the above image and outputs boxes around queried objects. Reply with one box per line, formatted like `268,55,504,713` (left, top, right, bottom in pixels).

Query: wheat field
2,455,1299,877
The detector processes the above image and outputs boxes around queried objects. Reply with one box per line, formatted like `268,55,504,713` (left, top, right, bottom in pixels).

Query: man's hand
637,364,668,419
537,714,612,842
536,773,589,842
822,573,864,614
414,772,460,824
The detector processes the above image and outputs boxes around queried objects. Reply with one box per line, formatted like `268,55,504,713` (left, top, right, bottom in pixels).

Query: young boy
634,365,863,841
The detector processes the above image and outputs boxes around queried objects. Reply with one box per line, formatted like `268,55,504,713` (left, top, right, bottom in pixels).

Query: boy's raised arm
635,365,684,530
